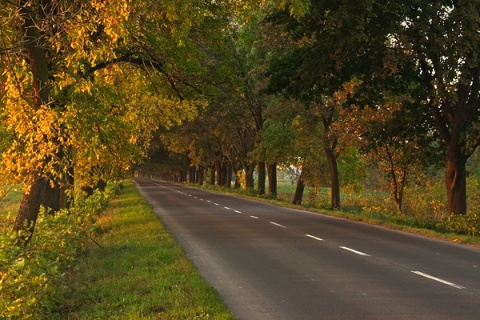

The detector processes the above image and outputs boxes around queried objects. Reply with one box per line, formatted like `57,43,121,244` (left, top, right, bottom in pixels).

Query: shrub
436,213,480,236
0,186,116,319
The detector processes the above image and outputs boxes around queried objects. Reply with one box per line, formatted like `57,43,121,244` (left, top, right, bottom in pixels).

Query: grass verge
58,180,234,320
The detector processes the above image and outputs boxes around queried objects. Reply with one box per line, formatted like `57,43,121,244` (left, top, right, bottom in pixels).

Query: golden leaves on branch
1,104,70,187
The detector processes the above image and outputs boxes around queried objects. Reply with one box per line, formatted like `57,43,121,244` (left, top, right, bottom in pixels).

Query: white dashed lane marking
269,221,287,228
340,246,371,257
411,271,465,289
305,234,324,241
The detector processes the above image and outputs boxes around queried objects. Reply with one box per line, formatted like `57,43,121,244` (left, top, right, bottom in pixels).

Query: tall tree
263,1,387,209
1,0,138,242
385,1,480,214
338,94,444,212
0,0,231,244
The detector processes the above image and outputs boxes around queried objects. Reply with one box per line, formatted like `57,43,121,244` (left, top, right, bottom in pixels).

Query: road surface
134,178,480,320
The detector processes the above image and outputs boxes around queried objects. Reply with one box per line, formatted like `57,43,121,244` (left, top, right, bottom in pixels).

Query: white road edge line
411,271,465,289
305,234,324,241
270,221,287,228
340,246,371,256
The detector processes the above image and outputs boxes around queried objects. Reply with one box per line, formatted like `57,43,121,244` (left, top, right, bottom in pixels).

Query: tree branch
87,50,203,101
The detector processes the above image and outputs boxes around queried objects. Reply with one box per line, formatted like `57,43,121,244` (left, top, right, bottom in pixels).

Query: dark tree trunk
189,166,196,183
419,43,476,215
14,177,47,245
234,176,241,189
292,172,305,205
325,147,341,209
82,186,94,197
197,166,204,185
226,164,233,188
209,165,216,185
267,162,277,196
220,163,229,187
244,164,255,189
429,102,469,215
216,162,222,186
446,145,468,215
385,146,406,212
389,169,406,213
179,169,187,182
42,181,60,215
96,179,107,192
257,161,266,195
14,1,51,244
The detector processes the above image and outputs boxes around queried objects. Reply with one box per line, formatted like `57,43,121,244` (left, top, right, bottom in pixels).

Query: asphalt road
134,178,480,320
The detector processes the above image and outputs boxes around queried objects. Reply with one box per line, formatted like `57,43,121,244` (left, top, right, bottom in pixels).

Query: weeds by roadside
1,188,112,319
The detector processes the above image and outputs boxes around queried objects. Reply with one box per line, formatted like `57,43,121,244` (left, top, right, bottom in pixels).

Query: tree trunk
82,186,94,197
219,163,228,186
14,177,47,245
216,162,228,187
14,1,51,244
226,164,233,188
216,162,222,185
257,161,266,195
244,164,255,189
209,165,216,185
96,179,107,192
189,166,196,183
197,166,204,185
325,147,341,209
388,169,406,213
385,146,406,212
446,145,467,215
180,169,187,182
234,176,241,189
292,172,305,205
267,162,277,196
42,181,60,215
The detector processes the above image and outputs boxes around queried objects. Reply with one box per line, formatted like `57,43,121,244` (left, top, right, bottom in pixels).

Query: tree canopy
2,0,480,243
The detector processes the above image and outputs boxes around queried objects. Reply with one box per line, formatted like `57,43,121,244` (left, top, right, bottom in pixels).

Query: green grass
0,187,22,233
57,181,235,320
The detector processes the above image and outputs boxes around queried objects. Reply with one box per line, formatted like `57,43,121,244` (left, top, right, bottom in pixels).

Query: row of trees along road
0,0,261,245
151,1,480,216
2,1,480,244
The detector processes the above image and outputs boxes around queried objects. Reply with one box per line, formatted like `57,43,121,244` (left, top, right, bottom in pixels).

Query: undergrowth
0,187,115,319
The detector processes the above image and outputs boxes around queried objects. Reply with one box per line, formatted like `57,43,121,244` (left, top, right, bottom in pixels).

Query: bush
0,186,116,319
436,213,480,236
